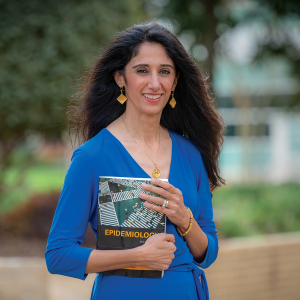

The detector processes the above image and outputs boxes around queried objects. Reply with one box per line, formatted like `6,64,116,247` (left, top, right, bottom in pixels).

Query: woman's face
115,42,178,116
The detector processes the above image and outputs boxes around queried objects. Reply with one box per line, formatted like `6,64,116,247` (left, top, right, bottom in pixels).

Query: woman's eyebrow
132,64,174,69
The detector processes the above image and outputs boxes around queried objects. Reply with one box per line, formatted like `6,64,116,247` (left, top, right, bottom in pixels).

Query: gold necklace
122,115,161,178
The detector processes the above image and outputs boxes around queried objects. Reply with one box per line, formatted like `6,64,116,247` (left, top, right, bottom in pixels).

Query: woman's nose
148,73,161,90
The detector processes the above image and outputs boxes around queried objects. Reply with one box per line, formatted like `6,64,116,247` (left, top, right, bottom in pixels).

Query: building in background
215,58,300,183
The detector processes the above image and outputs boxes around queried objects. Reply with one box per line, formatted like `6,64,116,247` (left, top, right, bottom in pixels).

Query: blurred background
0,0,299,299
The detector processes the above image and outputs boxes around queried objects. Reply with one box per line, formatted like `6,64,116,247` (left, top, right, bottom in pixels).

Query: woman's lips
143,94,162,103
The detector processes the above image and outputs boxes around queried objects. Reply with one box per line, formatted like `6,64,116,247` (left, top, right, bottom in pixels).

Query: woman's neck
121,110,162,149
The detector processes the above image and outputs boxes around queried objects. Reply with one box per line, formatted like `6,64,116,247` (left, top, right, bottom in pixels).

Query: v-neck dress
45,128,218,300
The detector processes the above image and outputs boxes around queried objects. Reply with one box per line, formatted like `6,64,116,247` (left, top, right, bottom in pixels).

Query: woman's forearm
178,211,208,263
85,247,143,274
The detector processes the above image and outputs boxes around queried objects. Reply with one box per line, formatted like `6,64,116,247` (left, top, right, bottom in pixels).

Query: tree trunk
202,0,219,86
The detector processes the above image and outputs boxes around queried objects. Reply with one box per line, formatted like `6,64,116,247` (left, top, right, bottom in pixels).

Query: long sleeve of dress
45,148,95,280
193,150,219,269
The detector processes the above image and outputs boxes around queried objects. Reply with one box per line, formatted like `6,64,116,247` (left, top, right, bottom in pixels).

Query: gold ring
165,200,169,208
162,199,167,208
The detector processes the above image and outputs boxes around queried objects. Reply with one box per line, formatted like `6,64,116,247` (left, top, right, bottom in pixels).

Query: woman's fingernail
142,183,147,188
151,178,156,183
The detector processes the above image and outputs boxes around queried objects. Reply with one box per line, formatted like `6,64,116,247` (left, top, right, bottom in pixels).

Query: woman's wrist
132,245,145,266
178,207,192,233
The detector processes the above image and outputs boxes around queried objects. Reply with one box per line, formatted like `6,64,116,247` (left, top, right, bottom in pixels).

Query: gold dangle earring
117,87,127,104
169,90,176,108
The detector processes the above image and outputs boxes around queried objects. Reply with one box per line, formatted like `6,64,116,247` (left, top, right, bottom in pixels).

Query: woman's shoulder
169,129,205,182
72,128,109,158
169,129,200,157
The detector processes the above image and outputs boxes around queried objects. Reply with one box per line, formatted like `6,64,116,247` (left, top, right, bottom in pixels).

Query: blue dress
45,128,218,300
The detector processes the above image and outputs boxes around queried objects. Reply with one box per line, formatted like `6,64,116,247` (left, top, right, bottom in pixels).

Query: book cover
97,176,167,278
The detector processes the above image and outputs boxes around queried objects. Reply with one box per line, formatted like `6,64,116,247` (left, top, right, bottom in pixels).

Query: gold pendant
152,167,160,178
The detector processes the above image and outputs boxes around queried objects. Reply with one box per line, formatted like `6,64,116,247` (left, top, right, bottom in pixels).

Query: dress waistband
166,264,209,300
93,264,209,300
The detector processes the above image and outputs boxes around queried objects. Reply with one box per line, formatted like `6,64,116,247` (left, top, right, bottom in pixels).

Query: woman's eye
161,69,170,74
137,69,148,73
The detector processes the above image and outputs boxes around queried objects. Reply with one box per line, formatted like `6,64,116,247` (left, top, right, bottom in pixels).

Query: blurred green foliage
213,183,300,237
0,0,145,141
0,0,146,201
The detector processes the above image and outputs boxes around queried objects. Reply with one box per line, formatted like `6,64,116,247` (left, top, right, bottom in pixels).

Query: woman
45,23,225,300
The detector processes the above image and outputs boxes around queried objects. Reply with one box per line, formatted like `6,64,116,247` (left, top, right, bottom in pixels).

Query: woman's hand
138,178,208,263
139,233,176,271
85,233,176,274
140,178,190,232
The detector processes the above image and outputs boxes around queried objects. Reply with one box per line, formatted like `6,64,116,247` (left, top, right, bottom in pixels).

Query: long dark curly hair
68,22,225,191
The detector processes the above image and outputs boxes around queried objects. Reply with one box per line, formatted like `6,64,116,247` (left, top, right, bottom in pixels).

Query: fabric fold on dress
192,266,209,300
167,264,209,300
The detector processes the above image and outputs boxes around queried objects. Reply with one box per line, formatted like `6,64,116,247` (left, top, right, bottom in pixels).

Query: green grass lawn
213,183,300,238
1,163,66,213
25,164,66,191
1,162,300,238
